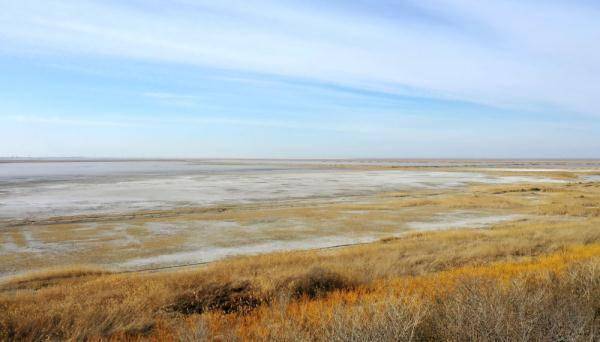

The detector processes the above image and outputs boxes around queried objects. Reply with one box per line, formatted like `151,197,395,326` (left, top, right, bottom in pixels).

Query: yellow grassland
1,179,599,340
1,222,598,340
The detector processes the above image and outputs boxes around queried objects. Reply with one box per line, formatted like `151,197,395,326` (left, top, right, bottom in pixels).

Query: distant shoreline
2,157,600,164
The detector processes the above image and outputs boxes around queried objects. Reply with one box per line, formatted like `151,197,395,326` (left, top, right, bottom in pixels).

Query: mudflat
1,159,599,276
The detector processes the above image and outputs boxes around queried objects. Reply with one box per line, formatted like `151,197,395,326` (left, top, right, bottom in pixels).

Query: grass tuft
170,280,262,314
280,267,359,299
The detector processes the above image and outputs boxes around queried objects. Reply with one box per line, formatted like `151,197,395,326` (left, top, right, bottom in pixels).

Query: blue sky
1,0,599,158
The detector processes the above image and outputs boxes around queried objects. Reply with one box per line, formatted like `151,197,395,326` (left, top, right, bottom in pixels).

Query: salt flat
0,160,598,276
0,160,565,221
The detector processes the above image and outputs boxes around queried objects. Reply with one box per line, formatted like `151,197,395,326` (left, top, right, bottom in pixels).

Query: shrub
421,263,600,341
280,267,359,299
170,280,262,314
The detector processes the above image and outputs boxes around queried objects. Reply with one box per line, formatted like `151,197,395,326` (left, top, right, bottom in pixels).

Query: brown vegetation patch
279,267,360,299
170,280,262,315
492,186,542,194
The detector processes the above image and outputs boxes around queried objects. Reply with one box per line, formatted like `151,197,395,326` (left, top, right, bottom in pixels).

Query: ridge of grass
1,219,598,340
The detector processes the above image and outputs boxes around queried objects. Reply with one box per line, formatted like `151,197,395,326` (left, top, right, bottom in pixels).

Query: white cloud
3,114,382,134
143,92,199,107
7,115,132,127
0,0,599,116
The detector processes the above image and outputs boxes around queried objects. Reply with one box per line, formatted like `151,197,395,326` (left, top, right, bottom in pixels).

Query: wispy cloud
1,1,599,158
7,115,133,127
1,0,599,116
143,92,199,107
4,114,381,134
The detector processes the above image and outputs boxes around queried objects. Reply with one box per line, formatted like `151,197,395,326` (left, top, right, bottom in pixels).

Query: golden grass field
0,171,599,341
2,169,597,274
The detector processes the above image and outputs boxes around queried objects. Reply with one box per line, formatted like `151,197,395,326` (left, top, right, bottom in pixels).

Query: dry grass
277,267,360,299
1,180,600,340
1,222,598,340
146,245,598,341
0,266,111,292
3,180,597,274
227,251,599,341
170,280,262,315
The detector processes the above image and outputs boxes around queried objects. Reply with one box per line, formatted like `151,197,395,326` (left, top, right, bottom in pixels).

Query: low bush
170,280,262,314
279,267,359,299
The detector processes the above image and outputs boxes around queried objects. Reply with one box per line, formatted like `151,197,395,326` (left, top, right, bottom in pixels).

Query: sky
1,0,599,158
